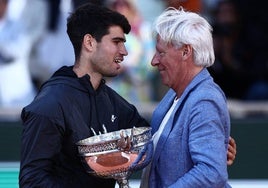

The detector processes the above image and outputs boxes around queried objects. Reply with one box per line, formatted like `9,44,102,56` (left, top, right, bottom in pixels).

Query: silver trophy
76,126,153,188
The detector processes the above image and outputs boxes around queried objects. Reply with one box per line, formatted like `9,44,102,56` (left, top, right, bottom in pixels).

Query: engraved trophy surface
76,127,153,188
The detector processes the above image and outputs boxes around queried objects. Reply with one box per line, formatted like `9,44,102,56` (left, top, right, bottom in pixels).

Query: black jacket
19,66,149,188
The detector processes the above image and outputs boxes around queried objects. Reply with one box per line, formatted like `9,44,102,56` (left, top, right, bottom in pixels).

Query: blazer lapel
150,89,176,134
152,94,183,168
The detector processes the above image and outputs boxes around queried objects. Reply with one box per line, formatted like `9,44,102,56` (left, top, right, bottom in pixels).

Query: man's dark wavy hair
67,3,131,59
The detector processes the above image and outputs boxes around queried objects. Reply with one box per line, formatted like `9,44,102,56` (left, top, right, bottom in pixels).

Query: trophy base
85,151,138,179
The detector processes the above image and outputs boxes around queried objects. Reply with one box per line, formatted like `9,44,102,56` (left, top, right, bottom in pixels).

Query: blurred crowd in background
0,0,268,108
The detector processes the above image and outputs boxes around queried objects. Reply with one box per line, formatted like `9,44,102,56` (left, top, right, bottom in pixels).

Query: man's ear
83,34,96,51
182,44,192,59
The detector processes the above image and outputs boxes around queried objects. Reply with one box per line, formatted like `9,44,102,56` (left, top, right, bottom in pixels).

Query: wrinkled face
151,35,185,89
91,26,128,77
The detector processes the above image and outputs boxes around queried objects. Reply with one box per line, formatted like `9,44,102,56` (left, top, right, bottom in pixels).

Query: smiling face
151,35,201,96
90,25,128,77
151,35,185,89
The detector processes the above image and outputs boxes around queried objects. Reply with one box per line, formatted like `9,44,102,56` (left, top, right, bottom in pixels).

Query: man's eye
157,51,165,57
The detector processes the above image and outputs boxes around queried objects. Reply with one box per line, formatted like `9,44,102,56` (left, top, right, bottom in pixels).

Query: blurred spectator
0,0,47,107
233,0,268,100
72,0,105,9
31,0,74,89
25,0,49,89
105,0,157,103
0,0,29,63
209,0,268,100
134,0,165,23
163,0,202,12
208,0,249,99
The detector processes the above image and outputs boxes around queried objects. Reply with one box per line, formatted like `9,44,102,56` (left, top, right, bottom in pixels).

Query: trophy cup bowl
76,126,153,188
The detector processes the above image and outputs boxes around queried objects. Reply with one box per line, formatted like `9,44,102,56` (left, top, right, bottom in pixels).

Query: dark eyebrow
112,37,126,43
